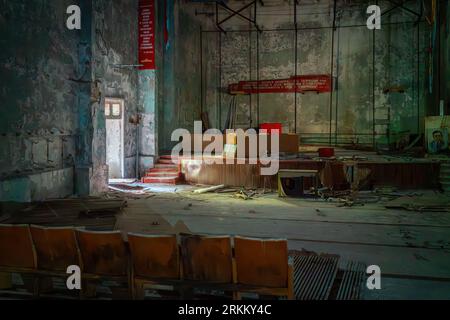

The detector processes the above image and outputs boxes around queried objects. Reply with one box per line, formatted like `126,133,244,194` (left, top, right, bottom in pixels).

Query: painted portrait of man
428,129,449,154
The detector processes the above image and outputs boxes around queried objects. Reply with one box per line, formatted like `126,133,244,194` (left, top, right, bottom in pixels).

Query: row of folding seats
0,224,294,299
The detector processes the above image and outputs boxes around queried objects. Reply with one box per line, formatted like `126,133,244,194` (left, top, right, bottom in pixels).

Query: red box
318,148,335,158
260,123,282,134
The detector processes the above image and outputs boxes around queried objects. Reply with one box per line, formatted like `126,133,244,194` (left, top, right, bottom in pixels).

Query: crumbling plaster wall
92,0,139,185
138,0,166,175
159,0,430,150
157,0,206,153
0,0,80,201
0,0,139,202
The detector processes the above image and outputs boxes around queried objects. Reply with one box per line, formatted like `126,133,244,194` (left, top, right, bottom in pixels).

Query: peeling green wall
0,0,139,201
159,0,433,150
158,0,203,153
0,0,82,201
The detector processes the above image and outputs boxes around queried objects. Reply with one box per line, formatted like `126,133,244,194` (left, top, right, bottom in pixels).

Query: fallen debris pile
193,184,226,194
233,188,257,200
109,183,154,194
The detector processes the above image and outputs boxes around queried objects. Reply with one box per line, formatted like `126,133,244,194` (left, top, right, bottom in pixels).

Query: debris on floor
233,188,257,200
336,198,365,208
1,198,125,229
109,183,154,194
385,195,450,212
216,187,242,194
115,213,192,239
193,184,226,194
318,188,352,200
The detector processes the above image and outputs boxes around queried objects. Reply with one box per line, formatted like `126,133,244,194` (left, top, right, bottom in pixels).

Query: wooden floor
115,189,450,299
2,188,450,299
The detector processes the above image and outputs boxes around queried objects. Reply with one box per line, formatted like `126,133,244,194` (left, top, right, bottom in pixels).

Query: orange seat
30,226,79,273
128,233,179,279
180,234,233,284
0,224,38,296
128,233,180,299
0,224,36,271
76,230,130,299
234,236,294,299
76,230,128,278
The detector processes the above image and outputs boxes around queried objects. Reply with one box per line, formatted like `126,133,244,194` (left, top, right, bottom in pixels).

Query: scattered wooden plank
193,185,226,194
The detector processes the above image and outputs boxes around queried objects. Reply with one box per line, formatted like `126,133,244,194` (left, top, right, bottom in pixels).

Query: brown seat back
180,234,233,283
128,233,179,279
0,224,36,269
76,230,128,276
30,226,79,272
234,236,288,288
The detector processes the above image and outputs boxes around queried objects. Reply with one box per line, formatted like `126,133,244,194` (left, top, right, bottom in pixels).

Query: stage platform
179,149,441,190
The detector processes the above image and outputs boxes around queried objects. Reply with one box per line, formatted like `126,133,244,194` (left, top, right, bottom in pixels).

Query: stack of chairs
0,224,294,300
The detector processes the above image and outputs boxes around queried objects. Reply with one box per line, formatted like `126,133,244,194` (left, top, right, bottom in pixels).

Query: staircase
141,155,184,185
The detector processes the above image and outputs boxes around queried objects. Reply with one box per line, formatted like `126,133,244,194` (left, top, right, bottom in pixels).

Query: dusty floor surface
113,184,450,300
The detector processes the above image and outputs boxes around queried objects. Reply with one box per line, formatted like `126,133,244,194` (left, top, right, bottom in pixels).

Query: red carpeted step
147,167,179,173
141,155,183,184
159,155,179,160
154,163,178,169
145,171,182,178
141,176,183,185
158,158,177,165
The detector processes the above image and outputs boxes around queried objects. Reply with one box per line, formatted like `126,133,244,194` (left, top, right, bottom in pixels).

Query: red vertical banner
139,0,155,70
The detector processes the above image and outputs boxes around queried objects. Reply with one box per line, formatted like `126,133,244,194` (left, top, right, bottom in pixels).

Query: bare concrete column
138,70,158,178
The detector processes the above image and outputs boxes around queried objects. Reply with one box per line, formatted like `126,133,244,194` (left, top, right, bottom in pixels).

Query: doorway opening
105,98,125,181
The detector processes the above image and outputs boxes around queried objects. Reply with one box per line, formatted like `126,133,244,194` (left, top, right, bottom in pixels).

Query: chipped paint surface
0,0,447,201
159,0,432,149
138,69,157,176
0,0,81,201
91,0,139,191
0,0,139,201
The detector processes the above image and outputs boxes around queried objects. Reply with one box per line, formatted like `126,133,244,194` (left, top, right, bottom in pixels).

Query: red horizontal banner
138,0,155,70
229,75,332,94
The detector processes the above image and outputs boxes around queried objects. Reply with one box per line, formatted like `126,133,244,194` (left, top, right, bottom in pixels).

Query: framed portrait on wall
427,128,449,154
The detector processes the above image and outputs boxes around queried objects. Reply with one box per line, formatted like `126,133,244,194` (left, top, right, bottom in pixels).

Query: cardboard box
279,133,300,153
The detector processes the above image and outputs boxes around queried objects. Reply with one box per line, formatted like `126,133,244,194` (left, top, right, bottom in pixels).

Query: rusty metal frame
215,0,262,33
382,0,421,17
